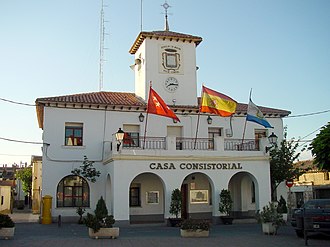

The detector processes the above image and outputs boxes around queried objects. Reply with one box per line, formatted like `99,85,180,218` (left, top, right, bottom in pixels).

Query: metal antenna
140,0,143,32
99,0,106,91
161,1,171,31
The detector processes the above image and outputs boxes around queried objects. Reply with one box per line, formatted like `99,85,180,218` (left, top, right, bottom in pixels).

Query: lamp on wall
138,113,145,122
265,132,278,153
207,116,212,125
115,128,125,152
173,118,177,123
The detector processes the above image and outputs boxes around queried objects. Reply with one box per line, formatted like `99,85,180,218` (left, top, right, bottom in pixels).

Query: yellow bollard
42,195,52,224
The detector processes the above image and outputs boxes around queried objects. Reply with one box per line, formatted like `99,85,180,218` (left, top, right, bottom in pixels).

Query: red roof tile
36,91,146,106
129,31,203,54
35,91,290,129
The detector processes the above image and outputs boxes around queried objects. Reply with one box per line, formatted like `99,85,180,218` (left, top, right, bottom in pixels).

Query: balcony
104,136,267,161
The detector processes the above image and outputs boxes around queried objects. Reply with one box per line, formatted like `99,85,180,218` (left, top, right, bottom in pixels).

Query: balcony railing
120,137,260,151
123,136,166,150
224,139,260,151
176,137,214,150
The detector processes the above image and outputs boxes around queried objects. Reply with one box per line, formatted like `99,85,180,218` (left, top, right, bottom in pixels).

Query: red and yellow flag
147,87,180,122
200,86,237,117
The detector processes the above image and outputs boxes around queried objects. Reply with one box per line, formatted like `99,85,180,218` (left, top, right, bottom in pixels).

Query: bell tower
129,1,202,106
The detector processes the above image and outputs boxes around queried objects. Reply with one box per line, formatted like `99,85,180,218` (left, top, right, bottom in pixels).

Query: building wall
134,38,198,106
0,186,11,213
40,98,284,222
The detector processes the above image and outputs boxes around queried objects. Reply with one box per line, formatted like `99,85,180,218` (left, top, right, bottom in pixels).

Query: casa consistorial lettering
149,162,242,170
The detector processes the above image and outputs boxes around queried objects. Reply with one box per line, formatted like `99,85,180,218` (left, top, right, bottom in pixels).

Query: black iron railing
176,137,214,150
224,139,260,151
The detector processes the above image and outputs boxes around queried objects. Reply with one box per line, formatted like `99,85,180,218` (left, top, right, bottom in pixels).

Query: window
123,125,140,148
129,186,141,207
146,191,159,204
65,123,83,146
208,127,222,149
254,129,267,150
57,175,89,207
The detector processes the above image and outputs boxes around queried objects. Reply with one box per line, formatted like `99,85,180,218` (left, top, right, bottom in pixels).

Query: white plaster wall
135,38,198,106
40,99,283,220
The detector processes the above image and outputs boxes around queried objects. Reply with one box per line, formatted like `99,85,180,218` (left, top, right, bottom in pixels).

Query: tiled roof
129,30,203,54
35,91,290,129
36,91,146,106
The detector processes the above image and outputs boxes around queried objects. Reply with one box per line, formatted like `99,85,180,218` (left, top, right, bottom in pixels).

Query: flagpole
143,111,149,149
143,83,153,149
194,85,204,149
194,112,201,149
241,89,252,149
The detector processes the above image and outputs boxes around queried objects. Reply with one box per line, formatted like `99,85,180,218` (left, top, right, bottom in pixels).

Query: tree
169,188,182,218
16,166,33,206
269,129,303,201
16,166,32,195
310,122,330,171
71,156,100,183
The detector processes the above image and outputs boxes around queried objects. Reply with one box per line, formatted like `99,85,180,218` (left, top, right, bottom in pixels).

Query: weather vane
161,1,171,31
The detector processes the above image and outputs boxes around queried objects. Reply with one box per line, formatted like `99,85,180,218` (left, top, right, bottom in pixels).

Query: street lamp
138,113,145,122
207,116,212,125
265,132,278,153
115,128,125,151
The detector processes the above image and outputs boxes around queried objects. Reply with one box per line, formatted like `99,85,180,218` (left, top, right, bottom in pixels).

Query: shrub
277,196,288,214
0,214,15,228
256,202,284,228
219,189,233,216
169,188,182,218
180,219,209,231
84,196,115,233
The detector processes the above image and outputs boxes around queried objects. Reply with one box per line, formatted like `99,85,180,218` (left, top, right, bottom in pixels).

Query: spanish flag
200,86,237,117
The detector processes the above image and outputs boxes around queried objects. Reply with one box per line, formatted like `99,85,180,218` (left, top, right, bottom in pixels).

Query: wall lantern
265,132,278,153
173,118,177,123
115,128,125,151
138,113,145,122
207,116,212,125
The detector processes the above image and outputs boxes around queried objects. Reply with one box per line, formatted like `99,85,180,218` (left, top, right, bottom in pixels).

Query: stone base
180,229,209,238
88,227,119,239
262,223,277,235
0,227,15,239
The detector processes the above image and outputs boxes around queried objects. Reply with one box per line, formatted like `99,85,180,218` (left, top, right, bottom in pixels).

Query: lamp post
115,128,125,151
207,116,212,125
265,132,278,153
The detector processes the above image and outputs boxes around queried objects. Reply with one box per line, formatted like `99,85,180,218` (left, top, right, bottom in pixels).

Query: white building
35,16,290,224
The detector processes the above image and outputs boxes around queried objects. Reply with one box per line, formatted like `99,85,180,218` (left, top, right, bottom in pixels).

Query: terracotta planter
180,229,209,238
88,227,119,239
0,227,15,239
262,222,277,235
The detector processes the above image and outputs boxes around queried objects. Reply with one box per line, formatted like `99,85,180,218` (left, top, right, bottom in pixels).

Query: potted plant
180,219,210,237
76,207,86,224
0,213,15,239
277,196,288,221
168,188,182,227
256,201,284,235
219,189,234,224
84,196,119,239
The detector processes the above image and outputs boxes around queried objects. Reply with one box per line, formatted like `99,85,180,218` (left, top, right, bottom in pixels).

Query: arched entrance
181,172,213,220
229,172,258,218
129,172,165,224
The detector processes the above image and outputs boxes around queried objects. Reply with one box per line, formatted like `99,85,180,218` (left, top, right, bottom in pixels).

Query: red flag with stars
147,87,180,122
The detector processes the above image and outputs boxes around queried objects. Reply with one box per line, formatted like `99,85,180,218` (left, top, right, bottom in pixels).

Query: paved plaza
2,212,330,247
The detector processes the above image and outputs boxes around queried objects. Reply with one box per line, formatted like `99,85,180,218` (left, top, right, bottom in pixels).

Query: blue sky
0,0,329,166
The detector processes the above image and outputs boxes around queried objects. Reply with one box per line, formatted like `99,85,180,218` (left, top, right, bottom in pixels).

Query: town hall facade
35,14,290,224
